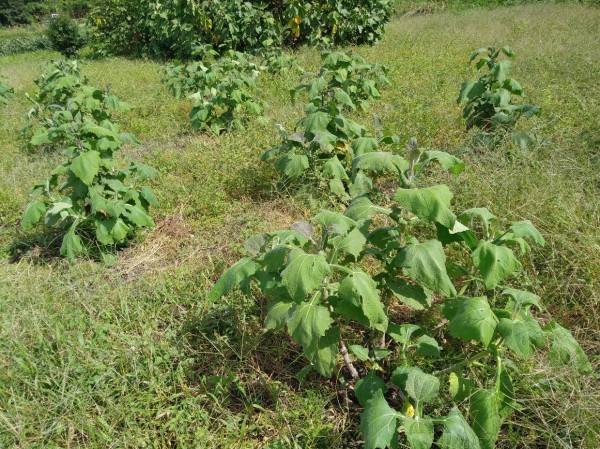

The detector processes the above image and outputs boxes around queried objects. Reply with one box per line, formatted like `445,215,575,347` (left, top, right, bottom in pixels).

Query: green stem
330,264,353,274
433,348,491,375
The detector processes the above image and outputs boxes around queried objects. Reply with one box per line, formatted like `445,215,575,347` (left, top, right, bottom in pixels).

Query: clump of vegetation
458,46,540,132
87,0,393,58
46,14,85,58
0,35,50,56
21,61,158,261
213,138,591,449
0,78,14,108
162,46,265,133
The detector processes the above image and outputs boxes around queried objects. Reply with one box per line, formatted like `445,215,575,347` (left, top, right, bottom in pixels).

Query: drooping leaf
70,150,101,185
388,282,433,310
265,299,295,330
470,389,502,449
472,242,522,290
444,296,499,347
509,220,545,246
421,150,465,176
394,185,456,228
497,317,540,359
416,335,441,358
361,390,400,449
281,249,330,300
209,258,259,300
546,322,592,374
355,372,386,407
345,195,390,221
437,407,481,449
22,201,47,231
338,269,387,332
403,416,434,449
60,222,83,262
396,240,457,298
497,365,517,419
458,81,486,104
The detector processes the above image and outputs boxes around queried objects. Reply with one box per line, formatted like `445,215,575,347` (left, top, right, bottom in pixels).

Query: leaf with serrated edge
338,269,387,332
281,249,330,301
209,258,259,301
360,390,400,449
404,416,434,449
470,389,501,449
472,242,521,290
446,296,498,347
394,185,456,228
437,407,481,449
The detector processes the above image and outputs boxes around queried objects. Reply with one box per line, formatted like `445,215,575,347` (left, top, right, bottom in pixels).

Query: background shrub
0,35,50,56
46,15,84,57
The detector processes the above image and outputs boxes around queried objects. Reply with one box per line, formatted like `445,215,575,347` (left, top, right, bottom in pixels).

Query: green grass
1,3,599,448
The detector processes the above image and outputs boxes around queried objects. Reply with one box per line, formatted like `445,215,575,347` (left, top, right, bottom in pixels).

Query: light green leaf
437,407,481,449
396,240,457,298
352,152,409,176
123,204,154,227
416,335,441,358
338,269,387,332
509,220,545,246
22,201,46,231
331,227,367,259
60,222,83,262
388,282,432,310
497,365,517,419
421,150,465,176
470,389,501,449
546,322,592,374
491,60,511,84
405,368,440,403
70,150,101,185
404,416,434,449
472,242,522,290
275,153,309,181
345,196,390,221
282,249,330,301
313,210,356,235
209,258,259,300
361,390,400,449
449,372,475,403
301,111,331,133
350,345,370,362
445,296,499,347
265,299,294,330
394,185,456,228
355,372,386,407
497,317,537,359
387,323,421,346
458,81,486,104
351,137,379,156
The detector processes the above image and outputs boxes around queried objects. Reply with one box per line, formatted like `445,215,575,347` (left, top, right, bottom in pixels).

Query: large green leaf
472,242,522,290
287,294,335,376
403,416,434,449
496,314,544,359
345,196,390,221
388,282,432,310
351,136,379,156
275,153,309,181
405,368,440,404
70,150,101,185
396,240,457,298
421,150,465,176
437,407,481,449
281,249,330,300
301,111,331,133
208,258,259,300
457,81,486,104
338,269,387,332
546,322,592,374
355,372,386,407
361,390,400,449
497,365,517,419
509,220,545,246
22,201,46,231
264,299,295,330
394,185,456,228
330,227,367,259
470,389,501,449
60,222,83,262
501,288,542,312
445,296,498,347
352,152,409,175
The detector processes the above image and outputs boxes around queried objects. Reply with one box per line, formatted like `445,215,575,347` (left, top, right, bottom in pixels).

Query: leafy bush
46,15,84,57
458,46,540,131
24,60,131,149
162,47,264,133
283,0,394,46
87,0,394,58
0,35,50,56
22,61,158,261
212,145,591,449
0,78,14,108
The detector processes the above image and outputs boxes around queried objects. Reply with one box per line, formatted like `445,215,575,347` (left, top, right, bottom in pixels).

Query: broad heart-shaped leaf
470,389,501,449
351,136,379,156
437,407,481,449
403,416,434,449
300,111,331,133
352,152,409,176
345,195,390,221
338,269,387,332
330,227,367,260
208,258,259,301
313,210,356,234
287,295,335,376
396,240,457,298
496,315,544,359
545,322,592,374
444,296,499,347
457,80,486,104
275,152,309,181
416,335,441,358
60,222,83,262
361,389,400,449
421,150,465,176
22,201,46,231
405,368,440,404
264,298,295,330
70,150,101,185
355,372,386,407
388,282,432,310
394,185,456,229
472,242,522,290
459,208,498,234
281,249,330,301
509,220,545,246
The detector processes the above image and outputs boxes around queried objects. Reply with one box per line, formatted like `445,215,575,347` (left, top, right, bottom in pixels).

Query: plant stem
433,348,491,375
339,338,359,380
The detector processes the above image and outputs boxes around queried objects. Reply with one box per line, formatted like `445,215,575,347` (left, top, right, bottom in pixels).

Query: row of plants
0,77,14,107
0,34,50,56
87,0,395,59
20,60,158,261
208,48,588,449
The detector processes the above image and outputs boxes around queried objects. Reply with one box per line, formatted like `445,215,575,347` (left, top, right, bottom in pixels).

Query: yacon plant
458,46,540,132
211,144,590,448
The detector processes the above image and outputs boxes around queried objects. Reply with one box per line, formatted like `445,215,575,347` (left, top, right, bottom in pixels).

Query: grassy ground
0,3,599,448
